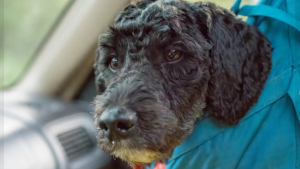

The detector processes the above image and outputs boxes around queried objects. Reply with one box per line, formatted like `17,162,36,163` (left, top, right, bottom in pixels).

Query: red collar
132,164,144,169
132,161,166,169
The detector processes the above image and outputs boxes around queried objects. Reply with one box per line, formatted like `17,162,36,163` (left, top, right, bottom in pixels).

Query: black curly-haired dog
93,0,272,165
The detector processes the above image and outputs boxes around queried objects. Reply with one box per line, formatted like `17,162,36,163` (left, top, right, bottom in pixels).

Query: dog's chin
98,138,172,164
111,148,170,164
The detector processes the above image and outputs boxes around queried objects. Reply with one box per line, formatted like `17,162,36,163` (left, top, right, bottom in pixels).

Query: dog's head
93,0,272,165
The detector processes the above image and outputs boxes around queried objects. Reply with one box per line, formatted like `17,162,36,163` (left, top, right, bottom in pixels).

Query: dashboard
1,87,129,169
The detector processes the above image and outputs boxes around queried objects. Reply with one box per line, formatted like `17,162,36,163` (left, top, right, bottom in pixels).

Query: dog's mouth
96,129,171,164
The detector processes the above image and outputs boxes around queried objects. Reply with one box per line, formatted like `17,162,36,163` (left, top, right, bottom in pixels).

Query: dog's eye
110,57,119,71
166,50,181,62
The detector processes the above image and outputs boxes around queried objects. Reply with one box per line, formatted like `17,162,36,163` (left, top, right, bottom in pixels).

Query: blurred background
1,0,256,169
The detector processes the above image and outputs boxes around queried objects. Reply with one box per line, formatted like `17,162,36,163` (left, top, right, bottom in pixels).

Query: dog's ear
199,3,272,124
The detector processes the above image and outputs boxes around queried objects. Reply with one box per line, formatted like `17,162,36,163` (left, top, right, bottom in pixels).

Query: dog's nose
98,107,136,140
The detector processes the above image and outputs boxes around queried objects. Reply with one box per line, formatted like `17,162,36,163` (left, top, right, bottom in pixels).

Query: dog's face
94,0,272,165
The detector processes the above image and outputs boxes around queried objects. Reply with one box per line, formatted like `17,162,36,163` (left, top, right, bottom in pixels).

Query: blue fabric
148,0,300,168
239,5,300,32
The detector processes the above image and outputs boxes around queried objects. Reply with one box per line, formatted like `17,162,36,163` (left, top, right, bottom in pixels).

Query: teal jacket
150,0,300,168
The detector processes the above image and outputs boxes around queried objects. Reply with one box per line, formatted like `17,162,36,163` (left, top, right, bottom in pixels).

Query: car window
2,0,73,89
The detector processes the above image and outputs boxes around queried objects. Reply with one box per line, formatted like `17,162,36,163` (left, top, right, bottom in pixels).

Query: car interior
1,0,255,169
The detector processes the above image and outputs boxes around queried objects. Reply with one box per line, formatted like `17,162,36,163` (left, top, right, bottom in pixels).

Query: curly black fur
93,0,272,164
